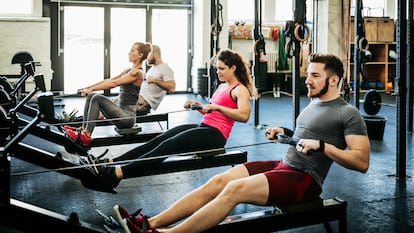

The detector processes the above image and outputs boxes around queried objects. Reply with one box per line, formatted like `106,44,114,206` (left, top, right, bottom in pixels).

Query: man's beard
309,78,329,98
147,57,155,65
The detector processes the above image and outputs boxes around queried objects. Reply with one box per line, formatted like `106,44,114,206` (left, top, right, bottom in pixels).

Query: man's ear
330,75,340,87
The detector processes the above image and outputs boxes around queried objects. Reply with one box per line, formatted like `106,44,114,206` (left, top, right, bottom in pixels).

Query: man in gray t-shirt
283,96,368,187
136,45,175,115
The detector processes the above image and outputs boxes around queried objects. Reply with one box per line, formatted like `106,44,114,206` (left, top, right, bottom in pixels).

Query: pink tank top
201,82,240,139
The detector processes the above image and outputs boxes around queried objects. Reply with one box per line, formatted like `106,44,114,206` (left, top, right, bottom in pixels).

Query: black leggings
115,124,226,179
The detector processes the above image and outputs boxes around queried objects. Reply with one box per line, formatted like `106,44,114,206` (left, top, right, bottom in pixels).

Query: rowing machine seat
114,124,142,135
205,197,347,233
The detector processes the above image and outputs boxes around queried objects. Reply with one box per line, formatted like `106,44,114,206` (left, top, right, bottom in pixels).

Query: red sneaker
113,205,145,229
63,125,80,131
124,218,160,233
65,128,91,147
145,229,160,233
142,216,160,233
122,218,142,233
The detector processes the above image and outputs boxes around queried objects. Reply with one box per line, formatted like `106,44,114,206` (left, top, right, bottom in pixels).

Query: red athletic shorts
244,160,322,205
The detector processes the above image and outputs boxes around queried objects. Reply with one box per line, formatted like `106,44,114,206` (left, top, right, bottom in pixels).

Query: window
228,0,313,24
59,3,191,93
350,0,386,17
110,8,146,81
0,0,33,16
275,0,313,22
63,6,105,94
227,0,254,24
275,0,293,21
152,9,189,91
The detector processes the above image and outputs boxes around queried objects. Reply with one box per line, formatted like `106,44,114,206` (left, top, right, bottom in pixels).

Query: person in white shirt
136,45,176,115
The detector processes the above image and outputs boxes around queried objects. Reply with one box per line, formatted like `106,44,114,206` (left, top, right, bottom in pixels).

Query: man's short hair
309,53,344,79
151,45,161,57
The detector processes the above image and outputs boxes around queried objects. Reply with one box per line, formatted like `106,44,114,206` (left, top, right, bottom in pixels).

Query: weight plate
363,89,381,115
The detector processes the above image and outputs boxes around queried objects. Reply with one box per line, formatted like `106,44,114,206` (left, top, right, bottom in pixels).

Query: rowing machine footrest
115,124,142,135
37,92,55,123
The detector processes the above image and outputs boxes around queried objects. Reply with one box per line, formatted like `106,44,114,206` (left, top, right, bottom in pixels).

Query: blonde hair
134,42,152,61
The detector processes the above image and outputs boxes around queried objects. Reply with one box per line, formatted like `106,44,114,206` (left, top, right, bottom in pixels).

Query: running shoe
113,205,145,229
81,163,120,193
122,218,142,233
64,128,92,147
63,125,82,131
86,149,111,165
141,215,160,233
124,217,161,233
96,165,120,189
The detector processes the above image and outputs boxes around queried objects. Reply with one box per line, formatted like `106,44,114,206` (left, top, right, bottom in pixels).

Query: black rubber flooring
7,92,414,233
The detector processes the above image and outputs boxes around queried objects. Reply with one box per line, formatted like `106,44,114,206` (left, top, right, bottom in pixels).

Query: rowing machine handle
190,104,212,113
190,104,202,110
266,133,316,155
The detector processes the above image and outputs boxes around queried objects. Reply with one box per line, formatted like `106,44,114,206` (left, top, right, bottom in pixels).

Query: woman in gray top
64,42,151,148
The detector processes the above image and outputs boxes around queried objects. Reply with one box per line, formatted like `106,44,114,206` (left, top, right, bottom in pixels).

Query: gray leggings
83,93,136,134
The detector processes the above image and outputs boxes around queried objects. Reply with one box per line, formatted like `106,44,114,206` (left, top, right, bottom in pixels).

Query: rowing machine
6,90,247,193
204,198,347,233
60,104,207,147
12,94,163,152
62,111,170,131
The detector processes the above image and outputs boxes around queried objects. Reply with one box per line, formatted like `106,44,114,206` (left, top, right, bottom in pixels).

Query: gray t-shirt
283,97,368,188
118,69,142,113
140,63,174,110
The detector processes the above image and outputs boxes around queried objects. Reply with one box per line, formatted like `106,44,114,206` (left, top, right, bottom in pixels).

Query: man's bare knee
217,179,248,204
204,173,229,191
202,166,249,199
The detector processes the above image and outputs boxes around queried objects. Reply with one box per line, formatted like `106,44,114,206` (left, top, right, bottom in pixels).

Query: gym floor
8,91,414,233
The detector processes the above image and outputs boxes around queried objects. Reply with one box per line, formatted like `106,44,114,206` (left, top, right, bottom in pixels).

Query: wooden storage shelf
348,42,396,92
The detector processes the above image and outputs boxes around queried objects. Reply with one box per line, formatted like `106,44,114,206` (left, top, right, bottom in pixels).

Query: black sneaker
87,149,110,166
96,165,121,189
81,162,121,193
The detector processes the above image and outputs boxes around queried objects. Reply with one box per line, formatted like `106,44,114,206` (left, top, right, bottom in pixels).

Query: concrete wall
0,0,52,91
0,17,53,91
315,0,342,56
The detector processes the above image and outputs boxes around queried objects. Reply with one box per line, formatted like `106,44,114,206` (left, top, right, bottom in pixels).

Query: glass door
63,6,146,95
110,8,146,93
63,6,104,95
61,4,190,94
151,9,189,92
